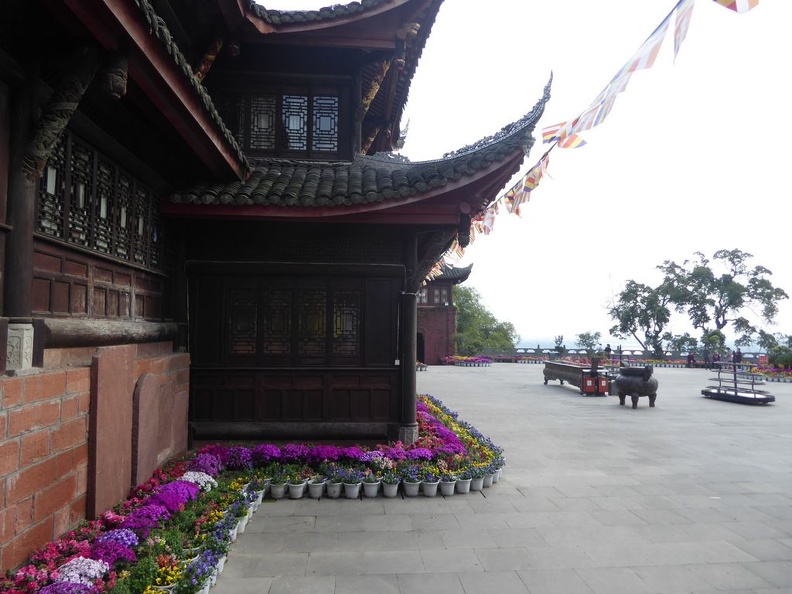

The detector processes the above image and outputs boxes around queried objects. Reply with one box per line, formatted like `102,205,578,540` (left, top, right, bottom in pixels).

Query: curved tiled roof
432,263,473,284
133,0,251,175
246,0,393,25
168,76,552,210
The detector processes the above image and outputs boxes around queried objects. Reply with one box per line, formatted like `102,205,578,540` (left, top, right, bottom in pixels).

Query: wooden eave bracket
63,0,248,180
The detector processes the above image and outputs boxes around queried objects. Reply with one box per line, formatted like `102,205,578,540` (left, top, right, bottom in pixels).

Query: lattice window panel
37,140,66,239
215,94,245,148
249,95,276,150
228,289,258,356
417,288,428,304
133,187,148,264
332,290,360,354
35,131,162,270
149,206,161,268
262,289,292,354
94,159,114,255
115,173,133,260
312,96,339,152
297,289,326,354
68,140,93,248
282,95,308,150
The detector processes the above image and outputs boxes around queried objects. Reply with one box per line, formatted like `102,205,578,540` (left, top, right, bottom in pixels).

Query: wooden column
399,233,418,444
4,72,36,318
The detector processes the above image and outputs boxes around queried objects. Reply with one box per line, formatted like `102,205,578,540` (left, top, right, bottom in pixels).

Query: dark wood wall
182,221,409,440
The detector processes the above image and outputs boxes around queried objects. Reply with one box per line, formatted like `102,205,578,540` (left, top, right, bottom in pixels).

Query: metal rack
701,362,775,405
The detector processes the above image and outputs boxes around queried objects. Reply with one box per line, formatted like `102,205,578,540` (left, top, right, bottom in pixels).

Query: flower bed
441,355,492,367
2,395,503,594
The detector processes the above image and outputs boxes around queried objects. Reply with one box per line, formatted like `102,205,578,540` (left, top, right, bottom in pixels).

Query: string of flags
426,0,758,281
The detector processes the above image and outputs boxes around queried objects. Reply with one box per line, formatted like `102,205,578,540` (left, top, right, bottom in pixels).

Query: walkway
213,364,792,594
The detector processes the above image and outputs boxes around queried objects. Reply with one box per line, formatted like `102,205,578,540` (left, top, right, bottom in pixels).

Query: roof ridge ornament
441,74,553,160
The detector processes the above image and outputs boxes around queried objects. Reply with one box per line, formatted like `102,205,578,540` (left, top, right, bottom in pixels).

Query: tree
453,286,519,355
608,280,671,357
665,332,697,354
659,249,789,345
553,335,566,355
701,329,726,355
575,331,601,356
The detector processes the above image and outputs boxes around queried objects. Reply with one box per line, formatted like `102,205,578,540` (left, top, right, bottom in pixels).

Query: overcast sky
268,0,792,350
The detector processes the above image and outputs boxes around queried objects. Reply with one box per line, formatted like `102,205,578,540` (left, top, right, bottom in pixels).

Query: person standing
734,348,743,365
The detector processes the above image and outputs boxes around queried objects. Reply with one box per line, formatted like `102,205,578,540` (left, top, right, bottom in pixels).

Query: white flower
54,556,109,585
181,471,218,491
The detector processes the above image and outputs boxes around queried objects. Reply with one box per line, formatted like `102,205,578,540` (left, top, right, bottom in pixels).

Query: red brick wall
417,306,457,365
0,342,190,571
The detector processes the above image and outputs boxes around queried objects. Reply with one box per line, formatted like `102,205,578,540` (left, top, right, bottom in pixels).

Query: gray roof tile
167,76,552,211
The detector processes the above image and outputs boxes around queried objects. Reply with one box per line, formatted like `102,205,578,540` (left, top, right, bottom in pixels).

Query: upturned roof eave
243,0,427,35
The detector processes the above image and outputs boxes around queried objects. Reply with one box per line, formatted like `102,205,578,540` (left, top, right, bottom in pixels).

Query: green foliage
453,286,519,356
659,249,788,344
608,280,671,358
665,332,698,353
701,329,726,353
575,331,601,355
768,345,792,370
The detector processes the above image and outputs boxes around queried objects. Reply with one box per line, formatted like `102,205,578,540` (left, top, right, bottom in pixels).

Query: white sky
269,0,792,350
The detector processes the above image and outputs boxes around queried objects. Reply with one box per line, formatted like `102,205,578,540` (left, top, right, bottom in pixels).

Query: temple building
417,263,472,365
0,0,549,569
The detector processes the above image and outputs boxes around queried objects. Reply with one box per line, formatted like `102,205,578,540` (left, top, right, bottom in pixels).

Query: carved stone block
7,323,34,371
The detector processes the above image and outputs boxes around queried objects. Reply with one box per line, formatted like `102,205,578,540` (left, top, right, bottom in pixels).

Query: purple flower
251,444,281,465
280,443,309,461
39,584,95,594
90,539,136,566
120,503,170,537
148,480,200,512
304,445,341,463
96,528,139,548
405,448,433,461
188,452,223,476
338,447,366,462
226,446,253,470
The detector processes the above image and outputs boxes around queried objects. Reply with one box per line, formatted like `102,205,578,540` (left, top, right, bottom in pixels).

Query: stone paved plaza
213,364,792,594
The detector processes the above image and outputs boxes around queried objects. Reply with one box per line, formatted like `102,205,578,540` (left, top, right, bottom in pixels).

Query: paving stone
209,365,792,593
459,570,530,593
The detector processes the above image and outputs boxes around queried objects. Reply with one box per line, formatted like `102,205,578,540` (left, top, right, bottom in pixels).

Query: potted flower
287,469,307,500
455,468,473,494
400,465,422,497
324,466,344,499
421,468,440,497
361,469,381,498
468,465,486,491
482,464,496,488
307,475,326,499
381,470,401,498
342,467,364,499
268,470,288,500
438,472,457,496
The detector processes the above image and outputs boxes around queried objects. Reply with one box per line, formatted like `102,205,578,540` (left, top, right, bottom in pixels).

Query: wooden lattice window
36,131,163,270
225,278,362,364
215,86,346,159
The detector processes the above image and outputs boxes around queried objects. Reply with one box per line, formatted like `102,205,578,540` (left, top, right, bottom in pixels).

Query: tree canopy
659,249,788,346
453,286,519,355
609,249,788,353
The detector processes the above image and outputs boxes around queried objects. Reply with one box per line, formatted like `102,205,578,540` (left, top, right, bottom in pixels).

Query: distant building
417,264,472,364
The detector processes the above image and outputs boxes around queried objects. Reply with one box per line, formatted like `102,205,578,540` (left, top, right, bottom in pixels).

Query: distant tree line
452,286,519,356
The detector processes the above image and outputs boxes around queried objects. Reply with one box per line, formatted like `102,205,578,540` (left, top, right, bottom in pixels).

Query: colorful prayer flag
713,0,758,13
541,121,567,144
674,0,695,62
616,13,672,76
557,133,587,149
